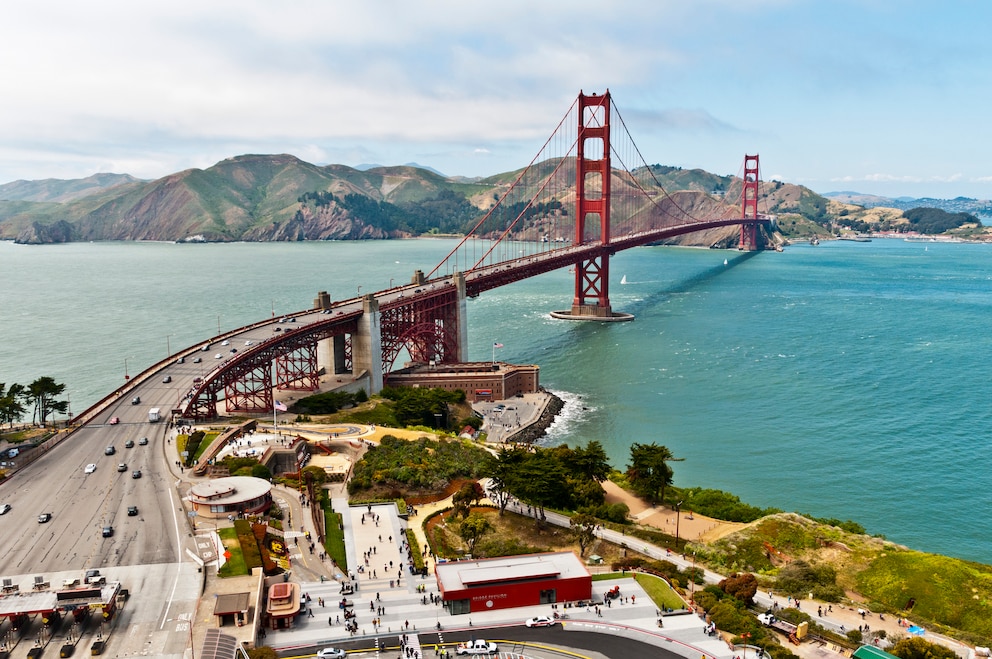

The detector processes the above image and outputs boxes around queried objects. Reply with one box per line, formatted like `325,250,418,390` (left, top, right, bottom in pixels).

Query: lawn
217,527,248,577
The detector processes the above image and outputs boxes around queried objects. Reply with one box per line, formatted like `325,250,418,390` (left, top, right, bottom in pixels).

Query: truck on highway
148,408,161,423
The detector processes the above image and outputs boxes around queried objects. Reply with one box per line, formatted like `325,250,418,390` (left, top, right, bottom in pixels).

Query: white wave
537,389,594,446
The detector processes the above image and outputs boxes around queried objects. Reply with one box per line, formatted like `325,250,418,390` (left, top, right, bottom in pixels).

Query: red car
109,416,120,425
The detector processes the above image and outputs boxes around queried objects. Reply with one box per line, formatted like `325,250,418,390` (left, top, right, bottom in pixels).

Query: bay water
1,238,990,563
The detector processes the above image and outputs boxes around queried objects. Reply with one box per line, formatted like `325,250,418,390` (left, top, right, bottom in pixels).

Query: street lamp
389,278,394,288
674,500,683,551
357,285,362,296
166,333,174,358
124,357,130,381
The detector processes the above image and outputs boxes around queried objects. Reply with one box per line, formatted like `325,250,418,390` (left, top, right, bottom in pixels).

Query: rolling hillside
2,154,961,245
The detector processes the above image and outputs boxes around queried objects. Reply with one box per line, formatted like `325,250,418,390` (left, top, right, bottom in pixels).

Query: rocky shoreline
504,389,565,444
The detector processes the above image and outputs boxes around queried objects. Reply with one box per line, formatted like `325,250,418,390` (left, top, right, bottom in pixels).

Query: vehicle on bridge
84,463,97,474
148,407,161,423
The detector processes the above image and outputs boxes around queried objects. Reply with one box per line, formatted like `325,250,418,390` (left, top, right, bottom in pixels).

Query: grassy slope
700,513,992,642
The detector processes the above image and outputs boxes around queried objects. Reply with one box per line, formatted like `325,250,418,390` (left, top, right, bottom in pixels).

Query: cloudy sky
3,0,990,198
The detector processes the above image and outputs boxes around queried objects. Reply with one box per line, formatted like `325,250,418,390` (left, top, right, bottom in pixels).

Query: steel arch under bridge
378,284,461,374
181,284,466,421
183,314,360,421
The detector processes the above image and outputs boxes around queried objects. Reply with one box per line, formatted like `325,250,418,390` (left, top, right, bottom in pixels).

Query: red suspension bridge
158,90,774,420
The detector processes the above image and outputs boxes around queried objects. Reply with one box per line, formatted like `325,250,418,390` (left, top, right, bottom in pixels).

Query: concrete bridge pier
352,294,384,393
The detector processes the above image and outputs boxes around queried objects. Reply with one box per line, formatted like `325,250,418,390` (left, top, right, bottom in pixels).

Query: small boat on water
810,237,820,245
620,275,628,285
723,259,728,265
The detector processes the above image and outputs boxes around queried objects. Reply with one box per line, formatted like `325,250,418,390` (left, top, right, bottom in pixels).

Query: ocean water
1,238,990,563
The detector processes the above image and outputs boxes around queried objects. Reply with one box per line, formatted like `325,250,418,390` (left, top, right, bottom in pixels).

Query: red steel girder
380,288,459,372
275,344,320,391
225,361,273,413
181,315,358,420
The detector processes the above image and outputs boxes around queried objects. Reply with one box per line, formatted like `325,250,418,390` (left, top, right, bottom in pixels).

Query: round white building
188,476,273,519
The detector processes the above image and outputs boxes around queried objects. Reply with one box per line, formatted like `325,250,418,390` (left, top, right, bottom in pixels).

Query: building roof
189,476,271,505
213,592,250,616
198,628,242,659
435,551,589,592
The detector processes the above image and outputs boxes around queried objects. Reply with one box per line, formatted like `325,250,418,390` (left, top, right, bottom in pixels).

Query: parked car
84,463,97,474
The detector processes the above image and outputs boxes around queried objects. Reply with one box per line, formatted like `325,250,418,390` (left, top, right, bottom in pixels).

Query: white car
221,340,230,346
214,353,223,359
0,503,11,515
84,463,97,474
244,340,253,346
757,612,776,626
525,615,557,627
316,649,346,659
455,640,498,655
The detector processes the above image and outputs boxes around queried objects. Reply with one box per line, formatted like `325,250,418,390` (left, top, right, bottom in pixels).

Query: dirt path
601,480,747,542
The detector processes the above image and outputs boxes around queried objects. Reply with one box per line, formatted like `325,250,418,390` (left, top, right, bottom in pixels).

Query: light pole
389,278,394,288
674,500,683,551
124,357,130,381
217,315,221,334
357,285,362,296
166,333,174,358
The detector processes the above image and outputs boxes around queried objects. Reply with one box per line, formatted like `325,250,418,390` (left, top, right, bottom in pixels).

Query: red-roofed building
434,552,591,614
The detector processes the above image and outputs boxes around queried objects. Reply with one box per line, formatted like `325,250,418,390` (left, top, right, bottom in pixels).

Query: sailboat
620,275,628,285
723,259,728,266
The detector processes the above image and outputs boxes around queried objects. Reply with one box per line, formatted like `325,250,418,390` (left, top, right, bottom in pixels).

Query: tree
626,443,682,505
0,383,27,428
570,513,598,557
26,376,68,426
889,637,959,659
452,481,484,519
719,572,758,603
564,440,612,482
513,450,571,526
483,446,528,516
458,513,493,555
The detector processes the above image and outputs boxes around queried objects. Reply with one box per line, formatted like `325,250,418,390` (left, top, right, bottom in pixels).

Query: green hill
0,154,931,245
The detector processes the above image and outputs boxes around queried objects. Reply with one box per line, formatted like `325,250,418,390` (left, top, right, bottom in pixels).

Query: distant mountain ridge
824,191,992,217
1,155,988,245
0,173,143,203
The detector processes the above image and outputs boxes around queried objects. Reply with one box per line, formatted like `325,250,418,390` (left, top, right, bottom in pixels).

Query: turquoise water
1,238,990,563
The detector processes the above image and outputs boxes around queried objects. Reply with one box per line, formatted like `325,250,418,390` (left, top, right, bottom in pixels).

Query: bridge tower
570,91,614,318
738,154,760,251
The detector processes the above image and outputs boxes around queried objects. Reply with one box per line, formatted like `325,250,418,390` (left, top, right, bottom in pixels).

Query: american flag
274,400,287,412
493,342,504,349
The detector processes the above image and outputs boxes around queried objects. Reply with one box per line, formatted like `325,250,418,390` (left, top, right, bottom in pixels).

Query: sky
2,0,991,199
